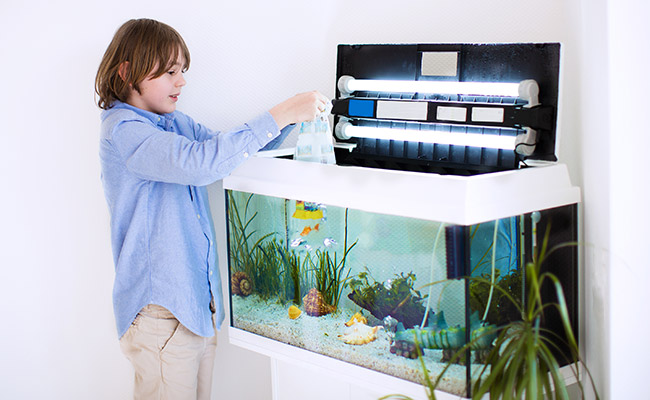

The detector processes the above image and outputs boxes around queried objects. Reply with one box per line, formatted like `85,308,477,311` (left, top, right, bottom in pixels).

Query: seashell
302,288,336,317
288,305,302,320
344,312,368,327
338,321,382,345
231,271,252,297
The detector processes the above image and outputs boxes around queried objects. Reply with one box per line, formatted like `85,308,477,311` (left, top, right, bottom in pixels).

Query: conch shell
288,305,302,320
302,288,336,317
338,321,382,345
344,312,368,327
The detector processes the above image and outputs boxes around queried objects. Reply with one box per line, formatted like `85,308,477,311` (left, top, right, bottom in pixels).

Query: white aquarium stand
223,155,582,400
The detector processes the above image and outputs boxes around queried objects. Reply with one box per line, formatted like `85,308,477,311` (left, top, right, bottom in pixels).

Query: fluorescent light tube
335,121,516,150
338,75,524,98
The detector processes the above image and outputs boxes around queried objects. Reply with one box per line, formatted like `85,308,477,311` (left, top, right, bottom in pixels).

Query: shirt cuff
246,111,281,148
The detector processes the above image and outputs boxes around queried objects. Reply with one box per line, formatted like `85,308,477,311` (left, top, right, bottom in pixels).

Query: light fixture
335,121,517,150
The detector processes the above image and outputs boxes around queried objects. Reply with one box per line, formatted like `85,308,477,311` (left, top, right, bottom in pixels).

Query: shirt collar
108,101,176,128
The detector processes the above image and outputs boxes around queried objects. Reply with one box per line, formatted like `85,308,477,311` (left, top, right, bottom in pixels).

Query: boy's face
127,55,187,115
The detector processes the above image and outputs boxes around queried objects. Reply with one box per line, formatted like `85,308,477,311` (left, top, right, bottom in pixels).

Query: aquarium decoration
344,312,367,327
347,269,427,329
288,305,302,320
302,288,336,317
392,311,497,354
231,271,252,297
293,200,323,220
338,321,382,345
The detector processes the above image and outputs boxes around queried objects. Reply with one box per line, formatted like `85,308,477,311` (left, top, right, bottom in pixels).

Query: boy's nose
176,75,186,87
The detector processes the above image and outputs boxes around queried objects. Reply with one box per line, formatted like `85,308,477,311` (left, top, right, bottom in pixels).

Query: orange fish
300,224,320,237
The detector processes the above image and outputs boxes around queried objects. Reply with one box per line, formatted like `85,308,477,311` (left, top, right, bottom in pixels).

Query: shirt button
267,132,273,138
209,270,213,276
243,152,249,158
197,214,201,219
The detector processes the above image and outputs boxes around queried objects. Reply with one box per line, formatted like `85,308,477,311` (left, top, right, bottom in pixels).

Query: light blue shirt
100,101,290,338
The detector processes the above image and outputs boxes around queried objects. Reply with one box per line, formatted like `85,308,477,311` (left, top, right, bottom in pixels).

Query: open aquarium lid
331,43,561,175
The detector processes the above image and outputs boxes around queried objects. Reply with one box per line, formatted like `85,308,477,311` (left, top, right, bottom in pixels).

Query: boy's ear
118,61,130,82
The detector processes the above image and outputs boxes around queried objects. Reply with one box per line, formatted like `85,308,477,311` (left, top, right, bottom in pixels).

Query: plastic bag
293,104,336,164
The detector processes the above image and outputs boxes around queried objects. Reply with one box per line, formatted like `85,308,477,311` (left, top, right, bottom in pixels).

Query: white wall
1,0,646,399
606,0,650,399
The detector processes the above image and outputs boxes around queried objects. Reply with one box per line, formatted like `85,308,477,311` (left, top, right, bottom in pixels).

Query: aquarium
224,159,579,398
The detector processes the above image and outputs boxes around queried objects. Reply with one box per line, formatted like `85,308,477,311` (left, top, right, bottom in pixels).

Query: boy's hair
95,19,191,110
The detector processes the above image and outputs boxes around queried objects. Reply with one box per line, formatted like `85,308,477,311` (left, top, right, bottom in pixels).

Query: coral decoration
231,271,252,296
338,321,382,345
288,305,302,320
302,288,336,317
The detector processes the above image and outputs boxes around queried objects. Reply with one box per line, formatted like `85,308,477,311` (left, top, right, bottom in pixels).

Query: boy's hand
269,91,329,129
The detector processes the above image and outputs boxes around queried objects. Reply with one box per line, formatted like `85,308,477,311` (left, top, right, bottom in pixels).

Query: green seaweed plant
251,239,284,300
226,191,272,274
301,207,358,309
227,191,287,300
470,268,522,327
276,244,307,305
308,241,357,308
381,226,599,400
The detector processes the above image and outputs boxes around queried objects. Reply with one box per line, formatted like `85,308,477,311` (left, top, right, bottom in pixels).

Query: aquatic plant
276,244,305,305
301,207,358,310
247,238,283,300
347,269,427,329
469,268,522,327
226,191,273,275
381,226,599,400
309,239,357,309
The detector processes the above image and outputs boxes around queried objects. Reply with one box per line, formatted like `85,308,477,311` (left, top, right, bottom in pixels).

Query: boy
95,18,328,399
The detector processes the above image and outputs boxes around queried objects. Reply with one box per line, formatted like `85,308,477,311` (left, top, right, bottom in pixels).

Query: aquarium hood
225,156,579,226
331,43,561,175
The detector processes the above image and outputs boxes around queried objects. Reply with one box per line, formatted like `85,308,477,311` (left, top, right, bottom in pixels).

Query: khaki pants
120,304,217,400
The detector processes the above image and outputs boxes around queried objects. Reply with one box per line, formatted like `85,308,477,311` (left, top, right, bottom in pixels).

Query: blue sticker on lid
348,99,375,118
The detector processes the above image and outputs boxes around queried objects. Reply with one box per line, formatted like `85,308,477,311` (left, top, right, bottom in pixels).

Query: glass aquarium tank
224,158,578,398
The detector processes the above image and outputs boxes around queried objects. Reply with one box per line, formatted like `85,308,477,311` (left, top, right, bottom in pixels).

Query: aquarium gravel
231,294,490,397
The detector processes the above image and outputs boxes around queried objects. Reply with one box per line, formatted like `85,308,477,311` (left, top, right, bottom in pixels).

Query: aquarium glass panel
225,190,527,397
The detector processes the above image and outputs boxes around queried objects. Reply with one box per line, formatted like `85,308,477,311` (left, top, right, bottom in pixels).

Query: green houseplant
382,226,599,400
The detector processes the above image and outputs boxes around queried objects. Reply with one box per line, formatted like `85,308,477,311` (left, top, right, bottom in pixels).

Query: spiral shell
231,271,252,297
302,288,336,317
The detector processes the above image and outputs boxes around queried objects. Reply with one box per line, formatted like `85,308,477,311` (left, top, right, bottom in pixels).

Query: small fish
300,224,320,237
290,238,305,247
323,237,337,248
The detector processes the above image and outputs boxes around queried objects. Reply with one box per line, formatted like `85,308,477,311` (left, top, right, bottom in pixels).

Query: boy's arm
110,112,282,186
